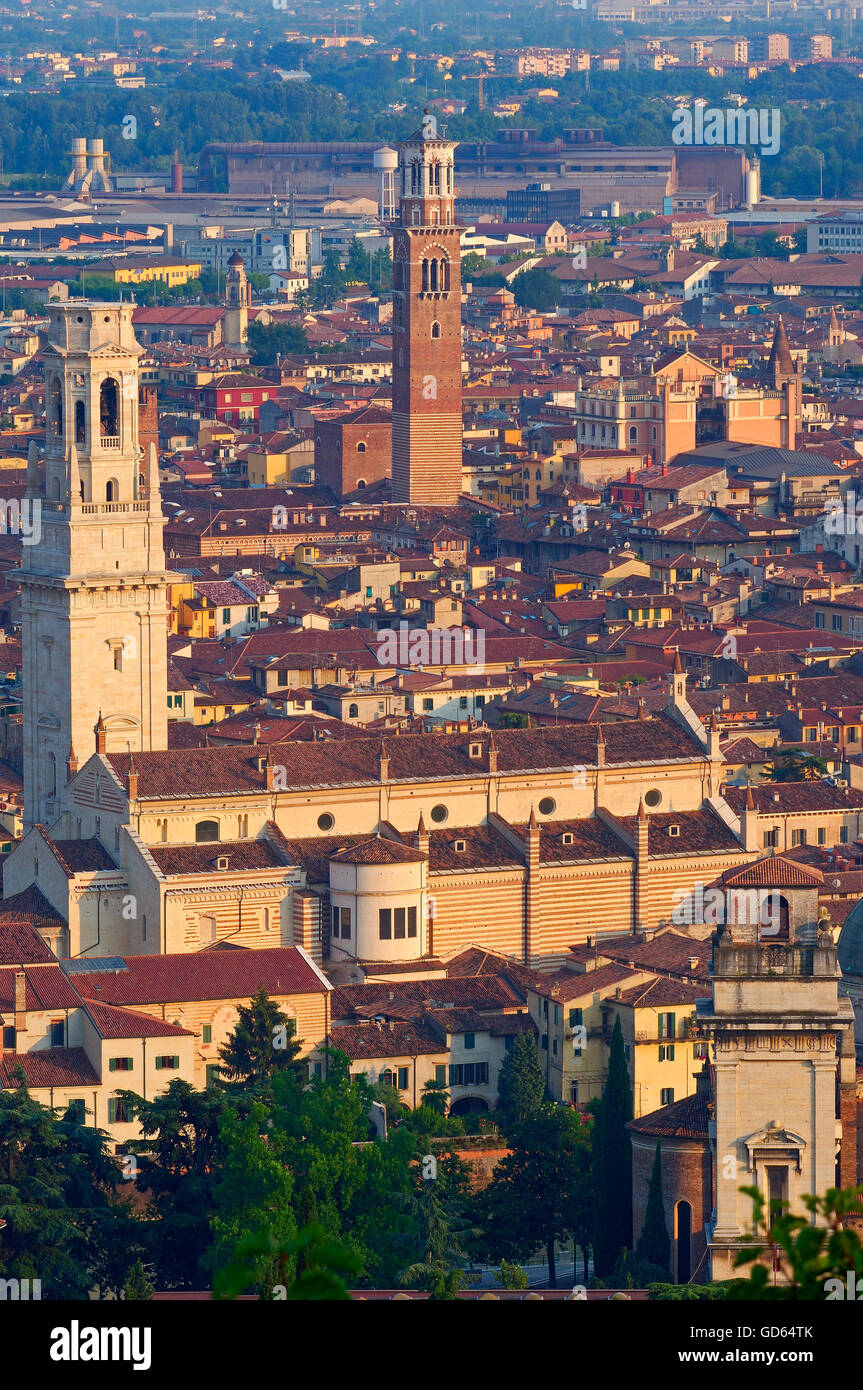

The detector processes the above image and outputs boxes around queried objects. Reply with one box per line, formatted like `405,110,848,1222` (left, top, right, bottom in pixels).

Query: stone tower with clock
390,113,463,505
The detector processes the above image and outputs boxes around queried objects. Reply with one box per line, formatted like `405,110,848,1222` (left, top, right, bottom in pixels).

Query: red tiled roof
331,1020,444,1059
715,856,824,888
85,999,193,1040
148,840,290,876
0,964,80,1011
627,1088,711,1139
68,947,328,1006
0,1047,99,1089
105,715,704,798
331,837,426,866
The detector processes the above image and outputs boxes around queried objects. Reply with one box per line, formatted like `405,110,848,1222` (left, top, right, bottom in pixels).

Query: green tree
477,1103,592,1287
511,267,564,311
0,1083,120,1299
592,1015,633,1277
497,1031,545,1131
635,1142,670,1274
461,251,494,277
247,319,309,364
398,1150,475,1294
206,1099,297,1295
727,1184,863,1300
123,1259,154,1300
218,985,305,1085
214,1222,360,1301
768,753,828,782
420,1079,450,1114
121,1080,227,1289
495,1257,530,1289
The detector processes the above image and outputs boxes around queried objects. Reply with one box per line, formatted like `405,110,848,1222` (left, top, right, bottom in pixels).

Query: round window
317,812,335,831
644,789,662,808
538,797,556,816
430,804,448,824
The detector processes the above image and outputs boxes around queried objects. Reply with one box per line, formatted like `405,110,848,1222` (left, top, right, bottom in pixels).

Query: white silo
373,146,399,220
745,157,760,208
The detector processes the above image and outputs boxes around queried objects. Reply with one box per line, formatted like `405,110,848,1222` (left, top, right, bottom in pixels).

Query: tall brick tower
391,113,463,505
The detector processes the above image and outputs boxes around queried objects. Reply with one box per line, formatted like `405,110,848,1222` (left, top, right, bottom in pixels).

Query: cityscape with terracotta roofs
5,0,863,1362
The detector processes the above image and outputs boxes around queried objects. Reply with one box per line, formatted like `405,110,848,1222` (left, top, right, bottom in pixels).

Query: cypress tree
496,1031,545,1130
636,1141,671,1274
592,1015,633,1277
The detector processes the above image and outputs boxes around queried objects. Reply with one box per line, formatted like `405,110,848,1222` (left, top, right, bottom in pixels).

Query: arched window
50,378,63,438
422,259,429,292
106,479,117,502
431,321,441,339
441,258,450,292
675,1200,692,1283
348,703,359,719
380,1069,395,1088
629,426,638,443
356,479,366,489
75,400,86,445
356,441,366,453
99,377,118,437
195,819,219,843
199,914,218,946
42,750,56,799
429,259,439,292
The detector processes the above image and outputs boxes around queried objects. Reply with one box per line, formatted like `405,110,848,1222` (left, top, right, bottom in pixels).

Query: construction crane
463,72,488,112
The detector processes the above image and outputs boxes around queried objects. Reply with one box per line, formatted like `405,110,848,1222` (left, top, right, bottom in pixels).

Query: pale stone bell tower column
17,301,173,829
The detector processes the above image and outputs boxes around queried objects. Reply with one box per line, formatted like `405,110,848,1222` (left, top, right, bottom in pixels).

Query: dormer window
454,839,466,853
668,824,680,837
215,855,229,870
562,832,574,846
469,741,482,758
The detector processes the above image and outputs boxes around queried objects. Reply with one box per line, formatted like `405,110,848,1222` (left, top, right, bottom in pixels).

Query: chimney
488,731,499,774
94,711,107,755
66,744,78,782
265,745,276,792
595,724,606,768
415,810,429,856
634,798,650,932
379,739,389,782
14,970,25,1036
126,753,138,802
688,955,698,970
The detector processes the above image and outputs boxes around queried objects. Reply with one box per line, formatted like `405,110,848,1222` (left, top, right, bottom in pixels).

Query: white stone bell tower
17,301,172,829
224,250,248,349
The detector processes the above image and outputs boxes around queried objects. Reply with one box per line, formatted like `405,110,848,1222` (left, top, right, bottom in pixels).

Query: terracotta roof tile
0,1047,99,1090
331,1020,444,1059
66,947,328,1006
85,999,193,1040
627,1088,710,1139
